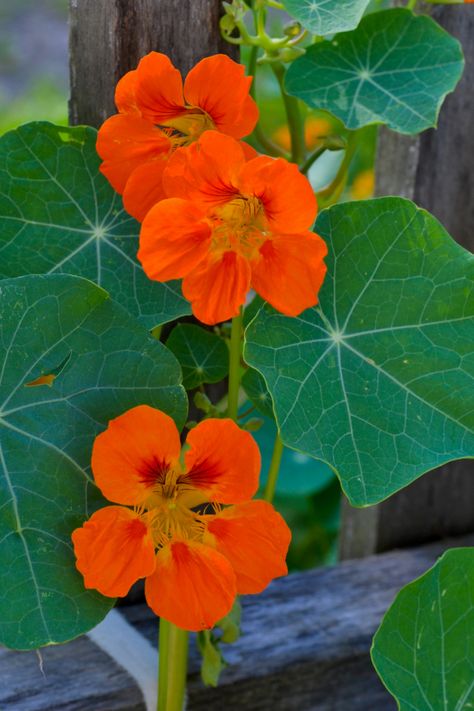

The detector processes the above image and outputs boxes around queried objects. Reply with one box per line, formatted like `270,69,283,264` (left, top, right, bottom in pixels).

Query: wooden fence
1,1,473,708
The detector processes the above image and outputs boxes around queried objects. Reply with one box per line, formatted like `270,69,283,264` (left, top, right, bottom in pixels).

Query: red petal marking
138,456,171,488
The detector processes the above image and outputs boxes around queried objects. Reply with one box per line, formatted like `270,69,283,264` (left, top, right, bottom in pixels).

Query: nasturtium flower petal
138,198,211,282
183,54,259,139
183,418,261,506
182,251,251,325
163,131,245,206
72,506,156,597
123,159,168,222
145,540,237,631
92,405,181,506
239,155,318,233
134,52,185,123
251,233,328,316
97,114,170,193
204,500,291,594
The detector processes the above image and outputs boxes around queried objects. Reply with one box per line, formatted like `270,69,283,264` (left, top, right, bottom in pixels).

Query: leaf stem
264,432,284,502
227,308,243,421
158,619,169,710
272,62,306,164
158,619,189,711
248,25,288,157
300,146,327,175
317,132,358,205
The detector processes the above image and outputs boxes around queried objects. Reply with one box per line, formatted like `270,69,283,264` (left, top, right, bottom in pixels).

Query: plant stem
227,308,243,421
264,432,284,502
158,619,189,711
272,62,305,164
406,0,417,9
248,26,288,158
157,619,169,710
300,145,327,175
317,132,358,205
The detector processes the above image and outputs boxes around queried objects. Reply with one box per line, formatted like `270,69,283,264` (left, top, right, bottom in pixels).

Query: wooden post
340,6,474,559
68,0,237,128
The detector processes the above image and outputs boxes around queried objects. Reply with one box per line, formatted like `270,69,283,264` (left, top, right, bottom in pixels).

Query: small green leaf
242,367,274,419
0,274,187,650
218,598,242,645
166,324,229,390
285,9,464,134
244,198,474,506
197,630,227,687
282,0,370,36
372,548,474,710
0,122,191,327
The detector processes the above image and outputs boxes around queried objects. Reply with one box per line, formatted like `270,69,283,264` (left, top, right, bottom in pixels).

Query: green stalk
158,619,169,710
158,619,189,711
248,25,288,158
300,146,327,175
272,62,305,164
263,433,284,502
317,132,358,205
227,308,243,421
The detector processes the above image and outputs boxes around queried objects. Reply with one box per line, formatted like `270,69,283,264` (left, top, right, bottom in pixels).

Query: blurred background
0,0,379,573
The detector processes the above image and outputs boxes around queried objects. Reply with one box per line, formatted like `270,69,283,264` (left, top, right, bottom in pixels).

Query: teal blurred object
250,413,335,496
239,408,341,570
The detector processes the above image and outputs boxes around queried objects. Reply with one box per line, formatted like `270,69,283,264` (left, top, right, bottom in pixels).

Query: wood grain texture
2,535,472,710
69,0,238,127
340,6,474,560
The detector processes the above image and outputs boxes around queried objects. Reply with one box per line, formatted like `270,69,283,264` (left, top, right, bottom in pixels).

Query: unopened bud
283,20,303,37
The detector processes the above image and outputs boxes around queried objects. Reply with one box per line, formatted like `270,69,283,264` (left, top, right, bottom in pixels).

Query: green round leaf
244,198,474,506
0,122,191,327
0,274,187,650
372,548,474,710
242,367,275,420
282,0,370,36
166,324,229,390
285,9,464,134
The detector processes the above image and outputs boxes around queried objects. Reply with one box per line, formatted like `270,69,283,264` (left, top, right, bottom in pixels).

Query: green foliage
166,324,228,390
242,367,274,419
283,0,371,36
0,274,187,649
372,548,474,710
0,122,191,327
244,198,474,506
285,9,464,134
198,600,242,687
275,478,341,571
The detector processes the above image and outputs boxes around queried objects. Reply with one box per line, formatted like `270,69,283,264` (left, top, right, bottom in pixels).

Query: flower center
210,194,268,260
139,462,213,549
160,107,215,149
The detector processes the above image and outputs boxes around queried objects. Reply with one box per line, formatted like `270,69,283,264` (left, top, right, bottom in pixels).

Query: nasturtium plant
245,198,474,506
0,274,187,649
242,367,274,420
285,9,464,134
1,0,473,707
166,323,229,390
0,122,191,327
372,548,474,710
282,0,371,36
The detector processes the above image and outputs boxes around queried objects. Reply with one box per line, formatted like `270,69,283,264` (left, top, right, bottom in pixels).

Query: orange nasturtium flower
96,52,258,221
72,406,290,631
137,131,328,325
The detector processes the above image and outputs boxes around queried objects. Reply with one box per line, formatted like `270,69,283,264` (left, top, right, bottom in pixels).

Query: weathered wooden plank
68,0,237,127
2,535,472,710
340,6,474,560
